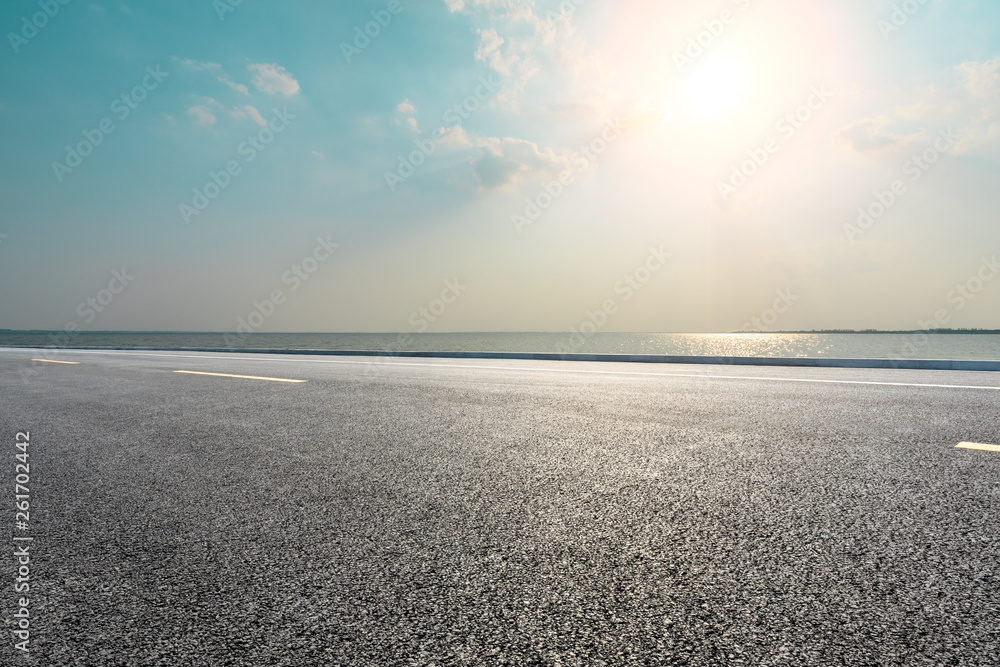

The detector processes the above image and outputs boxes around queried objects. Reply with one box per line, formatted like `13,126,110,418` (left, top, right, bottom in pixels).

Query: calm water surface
2,332,1000,360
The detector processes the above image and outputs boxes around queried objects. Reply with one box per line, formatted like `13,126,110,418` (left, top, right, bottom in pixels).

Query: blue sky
1,0,999,333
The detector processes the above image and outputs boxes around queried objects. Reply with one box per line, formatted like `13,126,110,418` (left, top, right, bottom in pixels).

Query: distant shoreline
739,329,1000,335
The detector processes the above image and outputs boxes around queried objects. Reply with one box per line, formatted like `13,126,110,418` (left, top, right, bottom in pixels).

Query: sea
2,332,1000,361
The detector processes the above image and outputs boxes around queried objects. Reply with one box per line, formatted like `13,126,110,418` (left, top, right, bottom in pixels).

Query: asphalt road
1,347,999,666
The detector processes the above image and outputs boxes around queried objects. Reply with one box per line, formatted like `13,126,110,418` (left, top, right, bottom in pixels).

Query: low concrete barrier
4,345,1000,372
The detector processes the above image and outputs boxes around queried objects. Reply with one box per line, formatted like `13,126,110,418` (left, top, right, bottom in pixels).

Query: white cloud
474,26,503,55
218,77,250,96
175,58,254,98
470,136,571,189
834,116,909,152
433,0,620,189
195,96,224,110
475,28,511,74
179,58,221,72
443,0,511,12
957,57,1000,99
393,116,421,131
398,121,568,190
230,104,267,127
247,63,300,96
395,99,419,131
187,105,217,127
439,125,473,149
445,0,602,110
835,58,1000,156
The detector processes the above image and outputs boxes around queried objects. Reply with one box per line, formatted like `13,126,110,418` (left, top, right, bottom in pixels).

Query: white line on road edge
173,370,306,383
955,442,1000,453
9,349,1000,391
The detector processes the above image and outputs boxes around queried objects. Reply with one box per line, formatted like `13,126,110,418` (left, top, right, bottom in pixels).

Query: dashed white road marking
4,348,1000,391
955,442,1000,453
173,370,305,384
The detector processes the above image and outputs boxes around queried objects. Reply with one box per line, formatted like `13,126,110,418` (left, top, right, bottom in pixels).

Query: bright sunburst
680,50,752,119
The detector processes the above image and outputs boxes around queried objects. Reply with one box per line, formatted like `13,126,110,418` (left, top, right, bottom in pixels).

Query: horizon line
2,329,1000,335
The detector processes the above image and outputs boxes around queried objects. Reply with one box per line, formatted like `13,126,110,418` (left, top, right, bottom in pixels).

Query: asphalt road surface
1,347,999,666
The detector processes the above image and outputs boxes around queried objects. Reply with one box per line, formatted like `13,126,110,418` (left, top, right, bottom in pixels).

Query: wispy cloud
178,58,221,72
187,105,217,127
394,99,419,131
835,57,1000,155
230,104,267,127
957,56,1000,99
475,28,516,76
247,63,300,96
470,136,571,190
218,77,250,96
834,116,907,152
444,0,605,112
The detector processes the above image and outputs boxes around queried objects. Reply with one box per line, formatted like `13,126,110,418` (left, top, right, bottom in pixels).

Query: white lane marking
174,370,305,384
5,348,1000,391
955,442,1000,453
30,359,80,365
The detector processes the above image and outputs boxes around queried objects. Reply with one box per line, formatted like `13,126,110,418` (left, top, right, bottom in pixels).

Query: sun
680,50,752,119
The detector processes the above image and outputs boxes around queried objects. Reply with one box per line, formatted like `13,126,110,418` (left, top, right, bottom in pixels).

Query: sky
1,0,999,334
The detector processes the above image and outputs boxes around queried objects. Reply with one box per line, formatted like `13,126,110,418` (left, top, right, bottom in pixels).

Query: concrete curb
4,345,1000,372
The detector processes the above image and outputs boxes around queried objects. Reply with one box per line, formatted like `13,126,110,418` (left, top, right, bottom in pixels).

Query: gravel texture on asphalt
1,348,999,666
